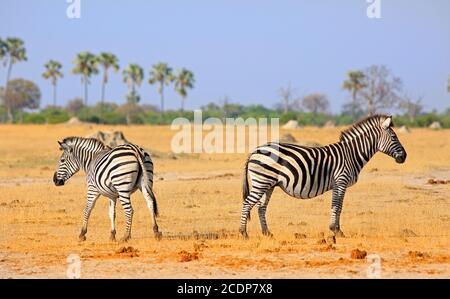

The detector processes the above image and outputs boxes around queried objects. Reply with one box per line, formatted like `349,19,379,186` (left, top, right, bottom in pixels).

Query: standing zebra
240,115,407,240
53,137,160,242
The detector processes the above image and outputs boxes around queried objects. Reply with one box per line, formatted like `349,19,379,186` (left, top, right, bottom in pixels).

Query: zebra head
53,140,80,186
377,116,407,164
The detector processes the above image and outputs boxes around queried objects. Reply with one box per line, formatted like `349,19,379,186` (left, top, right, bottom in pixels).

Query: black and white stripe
53,137,160,242
239,115,407,239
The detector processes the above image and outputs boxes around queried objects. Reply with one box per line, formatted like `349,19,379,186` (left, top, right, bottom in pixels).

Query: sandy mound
65,117,84,126
398,125,410,133
282,120,299,129
323,120,335,128
429,121,442,130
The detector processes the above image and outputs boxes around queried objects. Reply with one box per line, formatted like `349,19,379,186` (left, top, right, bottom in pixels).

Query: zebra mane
339,114,391,142
61,136,109,149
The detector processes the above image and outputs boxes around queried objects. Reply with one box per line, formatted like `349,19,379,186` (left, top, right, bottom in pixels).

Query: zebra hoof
240,231,249,240
262,230,273,238
335,230,345,238
79,235,86,242
154,232,163,240
120,235,131,243
327,235,336,244
110,234,116,242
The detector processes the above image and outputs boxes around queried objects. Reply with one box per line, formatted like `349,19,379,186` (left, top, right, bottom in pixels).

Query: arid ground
0,124,449,278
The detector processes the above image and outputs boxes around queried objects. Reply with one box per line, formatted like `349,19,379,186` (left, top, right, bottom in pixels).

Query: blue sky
1,0,449,112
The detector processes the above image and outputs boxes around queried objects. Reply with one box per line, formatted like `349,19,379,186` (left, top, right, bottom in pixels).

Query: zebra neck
75,147,105,172
341,134,378,171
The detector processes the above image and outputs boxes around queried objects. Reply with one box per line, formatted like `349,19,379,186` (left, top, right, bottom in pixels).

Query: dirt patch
400,229,418,237
178,250,199,262
114,246,139,258
294,233,307,239
427,179,450,185
408,251,430,259
351,249,367,259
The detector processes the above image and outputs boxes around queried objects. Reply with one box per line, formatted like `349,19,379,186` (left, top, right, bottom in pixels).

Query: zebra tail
243,156,250,221
136,150,159,217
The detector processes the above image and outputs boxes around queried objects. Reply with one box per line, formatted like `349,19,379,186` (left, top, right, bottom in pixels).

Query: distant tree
0,38,6,68
98,52,119,104
123,63,144,124
0,38,5,110
72,52,99,106
174,68,195,111
448,75,450,93
341,102,365,121
3,38,27,87
399,94,423,122
222,102,244,118
220,95,231,118
2,38,27,122
148,62,174,116
342,70,366,120
201,102,222,112
302,93,329,115
359,65,402,116
277,83,296,114
42,60,63,106
4,79,41,123
66,97,85,116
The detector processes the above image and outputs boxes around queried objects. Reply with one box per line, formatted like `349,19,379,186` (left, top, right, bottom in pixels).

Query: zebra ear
58,141,71,151
381,116,392,129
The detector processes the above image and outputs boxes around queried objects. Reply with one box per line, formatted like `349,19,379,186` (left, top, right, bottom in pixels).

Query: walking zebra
240,115,407,240
53,137,160,242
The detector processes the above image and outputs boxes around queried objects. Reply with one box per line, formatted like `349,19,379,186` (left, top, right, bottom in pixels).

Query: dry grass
0,124,449,278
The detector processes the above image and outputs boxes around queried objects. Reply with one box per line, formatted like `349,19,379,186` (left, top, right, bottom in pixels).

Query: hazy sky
1,0,449,112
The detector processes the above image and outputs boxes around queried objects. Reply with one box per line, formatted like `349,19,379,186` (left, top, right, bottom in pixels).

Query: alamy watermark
367,0,381,19
366,254,382,278
66,0,81,19
170,110,280,154
66,253,81,278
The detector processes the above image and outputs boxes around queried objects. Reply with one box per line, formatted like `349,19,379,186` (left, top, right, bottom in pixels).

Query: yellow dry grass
0,124,449,278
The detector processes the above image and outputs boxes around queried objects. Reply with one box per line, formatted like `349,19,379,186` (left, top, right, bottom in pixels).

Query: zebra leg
329,185,347,242
141,187,161,240
258,188,274,237
118,192,133,242
79,188,100,242
240,189,267,239
108,198,117,241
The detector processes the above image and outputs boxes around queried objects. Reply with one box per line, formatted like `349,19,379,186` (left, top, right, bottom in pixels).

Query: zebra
53,137,161,242
239,114,407,240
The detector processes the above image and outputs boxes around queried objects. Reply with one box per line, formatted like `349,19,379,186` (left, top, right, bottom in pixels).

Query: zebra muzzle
53,172,65,186
395,152,407,164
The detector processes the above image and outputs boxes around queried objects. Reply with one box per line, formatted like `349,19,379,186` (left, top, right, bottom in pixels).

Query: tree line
0,37,195,123
0,36,449,127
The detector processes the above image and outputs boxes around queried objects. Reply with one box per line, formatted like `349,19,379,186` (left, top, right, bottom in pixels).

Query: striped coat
240,115,407,240
54,137,160,242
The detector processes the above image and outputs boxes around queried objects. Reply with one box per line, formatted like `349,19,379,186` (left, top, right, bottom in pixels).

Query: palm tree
148,62,174,116
98,52,119,104
174,68,195,112
343,70,366,120
42,60,63,106
0,37,6,107
3,38,27,86
3,38,27,123
448,75,450,93
0,38,6,68
72,52,98,106
122,63,144,124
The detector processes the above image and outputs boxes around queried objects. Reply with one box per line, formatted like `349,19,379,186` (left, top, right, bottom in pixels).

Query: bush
23,113,46,124
2,102,450,127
